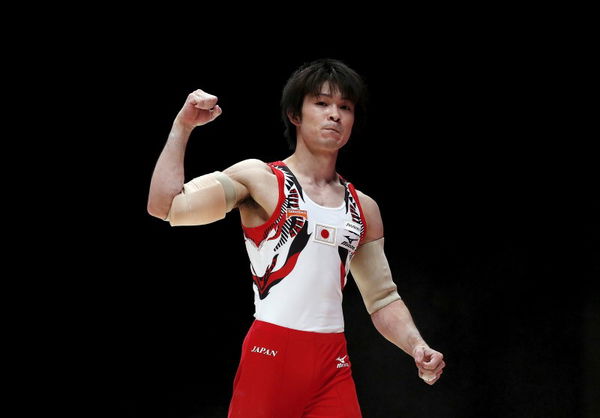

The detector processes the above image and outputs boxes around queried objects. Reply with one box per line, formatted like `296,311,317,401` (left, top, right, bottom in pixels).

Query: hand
413,345,445,385
175,89,223,130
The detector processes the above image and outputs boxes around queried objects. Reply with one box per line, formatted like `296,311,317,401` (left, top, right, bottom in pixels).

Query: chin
322,132,346,143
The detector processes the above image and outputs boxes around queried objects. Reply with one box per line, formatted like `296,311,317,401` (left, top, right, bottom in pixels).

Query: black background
86,24,599,418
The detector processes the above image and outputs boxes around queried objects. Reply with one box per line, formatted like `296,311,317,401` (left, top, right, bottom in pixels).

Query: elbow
370,297,403,318
147,198,170,220
147,182,183,220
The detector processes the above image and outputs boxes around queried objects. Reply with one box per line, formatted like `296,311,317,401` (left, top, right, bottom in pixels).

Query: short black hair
280,58,368,150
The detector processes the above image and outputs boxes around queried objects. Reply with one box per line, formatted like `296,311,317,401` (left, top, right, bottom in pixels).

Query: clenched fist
175,89,223,129
413,345,445,385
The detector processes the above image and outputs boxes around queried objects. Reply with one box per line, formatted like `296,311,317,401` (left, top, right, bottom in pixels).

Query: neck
284,142,339,186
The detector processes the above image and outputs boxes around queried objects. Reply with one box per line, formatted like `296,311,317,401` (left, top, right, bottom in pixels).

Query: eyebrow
316,92,351,101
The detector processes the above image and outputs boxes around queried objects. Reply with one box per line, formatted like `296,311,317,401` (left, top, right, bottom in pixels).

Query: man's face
293,82,355,152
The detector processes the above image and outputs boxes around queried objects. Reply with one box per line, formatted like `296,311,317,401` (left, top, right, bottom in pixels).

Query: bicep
356,190,384,243
168,159,267,226
168,172,232,225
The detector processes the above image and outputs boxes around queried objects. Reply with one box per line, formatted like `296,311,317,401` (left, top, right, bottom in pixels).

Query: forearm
147,121,194,218
371,299,428,357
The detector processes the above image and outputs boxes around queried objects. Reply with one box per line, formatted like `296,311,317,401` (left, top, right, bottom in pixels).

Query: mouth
323,126,341,134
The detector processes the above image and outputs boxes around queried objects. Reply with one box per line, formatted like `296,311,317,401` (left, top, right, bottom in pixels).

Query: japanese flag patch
314,223,336,246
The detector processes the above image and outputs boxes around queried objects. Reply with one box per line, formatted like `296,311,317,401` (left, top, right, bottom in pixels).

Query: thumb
210,105,223,121
413,346,425,365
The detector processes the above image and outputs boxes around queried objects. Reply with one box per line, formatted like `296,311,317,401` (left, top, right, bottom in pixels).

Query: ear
287,111,301,127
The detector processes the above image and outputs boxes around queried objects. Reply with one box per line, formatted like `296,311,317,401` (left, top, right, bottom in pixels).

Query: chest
300,183,346,208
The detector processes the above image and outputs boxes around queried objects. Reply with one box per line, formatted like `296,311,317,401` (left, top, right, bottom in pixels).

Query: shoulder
224,158,271,174
355,189,384,243
223,159,274,182
223,159,278,198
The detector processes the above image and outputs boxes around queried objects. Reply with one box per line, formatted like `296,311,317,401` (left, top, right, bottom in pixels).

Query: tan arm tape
213,171,237,212
350,237,402,314
167,171,237,226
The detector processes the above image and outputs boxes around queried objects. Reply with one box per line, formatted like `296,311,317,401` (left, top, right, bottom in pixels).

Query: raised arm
147,90,279,228
350,191,446,385
147,89,224,220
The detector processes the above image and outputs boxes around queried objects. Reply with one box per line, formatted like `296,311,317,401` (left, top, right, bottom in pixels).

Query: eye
341,105,353,111
316,101,328,106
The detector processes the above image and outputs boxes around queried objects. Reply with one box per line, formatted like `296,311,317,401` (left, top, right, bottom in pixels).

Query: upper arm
222,159,272,208
167,159,271,226
350,191,402,314
356,190,384,244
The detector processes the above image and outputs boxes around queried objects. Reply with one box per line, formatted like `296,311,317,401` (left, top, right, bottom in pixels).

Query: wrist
409,337,429,357
172,119,195,136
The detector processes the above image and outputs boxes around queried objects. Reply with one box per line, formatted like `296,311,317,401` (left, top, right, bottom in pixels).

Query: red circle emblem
320,229,330,239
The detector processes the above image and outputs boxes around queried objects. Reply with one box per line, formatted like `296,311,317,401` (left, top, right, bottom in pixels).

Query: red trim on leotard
241,162,286,247
340,259,347,290
347,183,368,245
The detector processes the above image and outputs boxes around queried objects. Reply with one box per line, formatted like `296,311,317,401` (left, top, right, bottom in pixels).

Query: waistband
252,320,346,342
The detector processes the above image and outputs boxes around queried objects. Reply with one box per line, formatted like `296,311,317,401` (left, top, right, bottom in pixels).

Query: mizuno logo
341,235,357,251
344,235,358,245
250,346,278,357
336,355,350,368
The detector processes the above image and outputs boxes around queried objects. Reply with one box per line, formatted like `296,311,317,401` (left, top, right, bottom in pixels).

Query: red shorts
228,320,362,418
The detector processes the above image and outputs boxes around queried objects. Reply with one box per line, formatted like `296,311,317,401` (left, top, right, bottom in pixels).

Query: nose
328,105,341,122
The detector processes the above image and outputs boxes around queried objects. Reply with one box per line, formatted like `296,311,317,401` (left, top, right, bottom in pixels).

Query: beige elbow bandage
167,171,237,226
350,238,402,314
